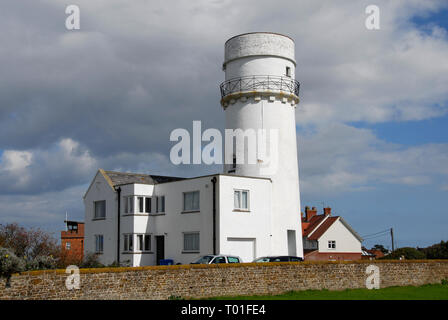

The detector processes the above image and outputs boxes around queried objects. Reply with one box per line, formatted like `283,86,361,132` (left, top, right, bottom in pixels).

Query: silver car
191,254,242,264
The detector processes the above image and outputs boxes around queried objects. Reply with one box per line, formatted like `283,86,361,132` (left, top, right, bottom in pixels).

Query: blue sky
0,0,447,250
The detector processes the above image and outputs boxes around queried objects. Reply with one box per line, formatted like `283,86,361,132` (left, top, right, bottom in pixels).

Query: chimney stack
324,207,331,216
305,206,318,221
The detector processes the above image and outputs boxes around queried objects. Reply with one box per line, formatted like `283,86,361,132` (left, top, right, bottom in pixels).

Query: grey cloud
1,0,448,200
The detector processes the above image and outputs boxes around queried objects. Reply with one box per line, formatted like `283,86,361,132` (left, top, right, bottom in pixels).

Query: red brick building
61,221,85,264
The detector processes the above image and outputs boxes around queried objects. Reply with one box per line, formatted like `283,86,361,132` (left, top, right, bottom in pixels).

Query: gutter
115,186,121,265
211,176,217,255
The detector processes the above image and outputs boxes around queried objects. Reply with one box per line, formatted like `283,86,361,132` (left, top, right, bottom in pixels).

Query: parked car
191,254,242,264
253,256,304,262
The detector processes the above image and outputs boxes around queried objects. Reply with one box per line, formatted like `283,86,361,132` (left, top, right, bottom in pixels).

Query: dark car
253,256,304,262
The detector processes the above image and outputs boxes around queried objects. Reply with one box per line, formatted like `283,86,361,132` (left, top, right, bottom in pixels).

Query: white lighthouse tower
220,32,303,257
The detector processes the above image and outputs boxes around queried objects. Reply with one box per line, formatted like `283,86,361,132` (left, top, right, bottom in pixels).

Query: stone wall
1,260,447,300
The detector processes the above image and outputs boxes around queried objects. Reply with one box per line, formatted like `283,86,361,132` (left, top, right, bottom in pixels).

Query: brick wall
0,260,447,300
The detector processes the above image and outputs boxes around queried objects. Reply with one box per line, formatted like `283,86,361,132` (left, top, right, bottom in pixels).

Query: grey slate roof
103,170,186,186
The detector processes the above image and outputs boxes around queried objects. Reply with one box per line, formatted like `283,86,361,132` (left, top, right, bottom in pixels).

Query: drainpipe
115,186,121,265
211,176,217,255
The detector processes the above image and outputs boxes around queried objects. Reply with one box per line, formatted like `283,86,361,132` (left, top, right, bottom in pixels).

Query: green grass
206,283,448,300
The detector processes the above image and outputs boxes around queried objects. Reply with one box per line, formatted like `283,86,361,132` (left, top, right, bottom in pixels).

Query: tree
422,241,448,259
372,244,389,254
380,247,426,260
0,223,61,269
0,247,26,286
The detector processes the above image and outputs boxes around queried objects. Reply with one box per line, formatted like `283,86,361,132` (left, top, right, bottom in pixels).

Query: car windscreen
194,255,215,264
270,257,289,262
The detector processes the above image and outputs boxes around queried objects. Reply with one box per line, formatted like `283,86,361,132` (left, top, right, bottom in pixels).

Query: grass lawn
206,283,448,300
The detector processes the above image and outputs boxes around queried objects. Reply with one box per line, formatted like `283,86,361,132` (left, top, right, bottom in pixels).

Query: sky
0,0,447,250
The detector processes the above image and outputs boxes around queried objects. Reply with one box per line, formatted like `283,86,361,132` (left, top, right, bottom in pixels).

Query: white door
226,238,256,262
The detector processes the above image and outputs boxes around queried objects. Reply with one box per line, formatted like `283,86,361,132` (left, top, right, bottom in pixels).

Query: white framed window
234,190,249,210
65,242,71,250
124,234,133,252
144,234,151,251
95,235,104,253
137,234,143,251
94,200,106,219
124,196,134,214
137,197,144,213
328,240,336,249
156,196,165,213
136,234,151,252
145,197,151,213
286,66,291,77
183,191,200,211
183,232,199,252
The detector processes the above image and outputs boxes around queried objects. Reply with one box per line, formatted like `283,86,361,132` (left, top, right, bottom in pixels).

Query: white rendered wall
83,172,118,265
217,175,272,262
318,219,362,253
223,33,303,258
84,173,275,266
149,176,215,265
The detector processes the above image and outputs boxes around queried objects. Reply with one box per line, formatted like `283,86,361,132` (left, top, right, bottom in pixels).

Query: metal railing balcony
220,75,300,100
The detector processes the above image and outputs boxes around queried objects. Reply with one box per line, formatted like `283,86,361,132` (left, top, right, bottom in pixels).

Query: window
286,66,291,77
227,257,240,263
135,234,151,252
94,200,106,219
138,197,144,213
212,256,226,264
183,191,200,211
95,235,103,253
124,234,133,252
183,232,199,251
234,190,249,210
124,196,134,214
144,234,151,251
145,197,151,213
156,196,165,213
137,234,143,251
328,240,336,249
65,242,71,250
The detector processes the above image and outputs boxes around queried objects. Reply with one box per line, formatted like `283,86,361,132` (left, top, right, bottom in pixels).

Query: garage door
226,238,256,262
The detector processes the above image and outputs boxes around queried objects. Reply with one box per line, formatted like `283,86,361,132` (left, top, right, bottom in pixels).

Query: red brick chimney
324,207,331,216
305,206,318,221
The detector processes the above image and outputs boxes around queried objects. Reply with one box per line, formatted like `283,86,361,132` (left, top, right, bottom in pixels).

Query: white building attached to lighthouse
84,32,304,266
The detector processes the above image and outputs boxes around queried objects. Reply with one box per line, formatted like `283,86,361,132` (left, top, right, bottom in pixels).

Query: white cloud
298,123,448,195
0,138,97,194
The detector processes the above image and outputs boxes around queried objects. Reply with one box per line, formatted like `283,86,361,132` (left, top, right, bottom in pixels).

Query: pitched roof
302,213,364,242
103,170,186,186
307,216,338,240
302,215,327,237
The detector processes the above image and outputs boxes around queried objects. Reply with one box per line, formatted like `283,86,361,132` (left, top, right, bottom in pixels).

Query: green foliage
80,252,104,268
0,223,60,260
441,279,448,285
380,247,426,260
372,244,389,254
421,241,448,259
26,255,58,271
0,247,26,278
